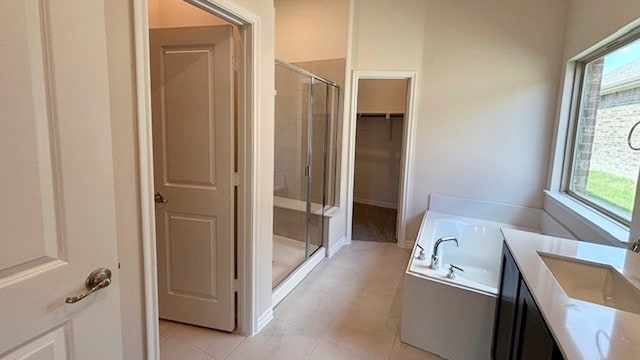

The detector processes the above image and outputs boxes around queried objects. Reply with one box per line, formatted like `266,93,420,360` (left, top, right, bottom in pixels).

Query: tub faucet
631,239,640,253
430,237,458,270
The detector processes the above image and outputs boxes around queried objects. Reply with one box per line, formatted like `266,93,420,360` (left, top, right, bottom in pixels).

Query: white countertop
502,228,640,360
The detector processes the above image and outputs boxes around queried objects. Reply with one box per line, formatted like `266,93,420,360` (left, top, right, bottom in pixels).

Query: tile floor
159,241,443,360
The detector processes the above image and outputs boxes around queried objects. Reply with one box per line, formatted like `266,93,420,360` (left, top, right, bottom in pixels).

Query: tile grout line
220,334,248,360
162,334,216,360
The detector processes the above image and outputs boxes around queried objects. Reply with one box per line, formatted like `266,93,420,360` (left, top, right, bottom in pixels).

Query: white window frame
547,28,640,246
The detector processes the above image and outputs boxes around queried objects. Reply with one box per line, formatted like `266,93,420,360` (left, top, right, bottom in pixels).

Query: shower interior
272,60,340,288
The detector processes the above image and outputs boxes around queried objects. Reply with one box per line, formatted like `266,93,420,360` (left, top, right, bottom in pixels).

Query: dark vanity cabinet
492,244,564,360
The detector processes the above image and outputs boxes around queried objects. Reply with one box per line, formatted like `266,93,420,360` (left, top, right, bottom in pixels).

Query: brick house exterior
573,58,640,193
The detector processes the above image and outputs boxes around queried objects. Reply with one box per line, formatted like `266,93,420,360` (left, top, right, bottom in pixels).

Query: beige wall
407,0,568,239
354,116,404,207
148,0,230,28
351,0,427,70
275,0,349,62
347,0,569,242
107,0,274,358
357,79,407,114
563,0,640,61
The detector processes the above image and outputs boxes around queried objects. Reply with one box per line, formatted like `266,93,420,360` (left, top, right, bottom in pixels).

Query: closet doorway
353,79,407,242
347,72,418,248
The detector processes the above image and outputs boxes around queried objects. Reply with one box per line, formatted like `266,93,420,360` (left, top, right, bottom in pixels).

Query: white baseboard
354,198,397,209
272,249,325,307
327,236,349,258
255,308,273,335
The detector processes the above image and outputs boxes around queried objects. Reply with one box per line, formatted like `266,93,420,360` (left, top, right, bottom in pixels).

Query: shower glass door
272,60,340,288
273,64,310,287
307,80,329,257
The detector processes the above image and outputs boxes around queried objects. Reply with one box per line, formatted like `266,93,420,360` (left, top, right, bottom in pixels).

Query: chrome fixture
447,264,464,279
65,268,112,304
416,244,426,260
430,236,458,270
631,239,640,253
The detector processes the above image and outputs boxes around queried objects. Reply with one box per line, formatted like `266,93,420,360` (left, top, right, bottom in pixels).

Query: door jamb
346,71,419,248
132,1,261,358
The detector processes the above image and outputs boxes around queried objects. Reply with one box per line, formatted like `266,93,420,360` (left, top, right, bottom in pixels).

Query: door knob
65,268,112,304
154,192,168,203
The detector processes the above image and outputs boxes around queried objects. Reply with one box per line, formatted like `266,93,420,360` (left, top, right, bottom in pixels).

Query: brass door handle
65,268,112,304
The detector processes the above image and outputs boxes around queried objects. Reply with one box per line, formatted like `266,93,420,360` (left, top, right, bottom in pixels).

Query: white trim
327,236,349,258
133,1,262,357
132,2,159,359
540,210,576,240
346,71,419,248
543,191,628,247
256,309,273,334
353,198,397,209
271,248,325,307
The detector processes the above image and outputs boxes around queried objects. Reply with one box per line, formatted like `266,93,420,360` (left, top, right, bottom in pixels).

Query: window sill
543,190,629,247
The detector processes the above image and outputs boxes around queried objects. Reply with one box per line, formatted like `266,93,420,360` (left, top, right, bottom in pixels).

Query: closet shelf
357,112,404,119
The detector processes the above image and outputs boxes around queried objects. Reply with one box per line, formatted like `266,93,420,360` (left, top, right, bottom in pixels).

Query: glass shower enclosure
272,60,340,288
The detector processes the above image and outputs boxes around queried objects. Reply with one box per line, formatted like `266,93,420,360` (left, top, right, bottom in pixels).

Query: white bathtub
401,211,536,360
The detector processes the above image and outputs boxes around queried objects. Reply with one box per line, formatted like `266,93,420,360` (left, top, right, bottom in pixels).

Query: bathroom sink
538,253,640,315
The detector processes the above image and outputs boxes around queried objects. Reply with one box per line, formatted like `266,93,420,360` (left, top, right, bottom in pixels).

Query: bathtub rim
407,211,538,297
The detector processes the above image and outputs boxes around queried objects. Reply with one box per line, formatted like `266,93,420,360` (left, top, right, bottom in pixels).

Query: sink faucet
631,239,640,253
430,236,458,270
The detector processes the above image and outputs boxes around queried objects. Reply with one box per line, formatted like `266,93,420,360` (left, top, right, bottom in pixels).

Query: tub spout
430,237,458,270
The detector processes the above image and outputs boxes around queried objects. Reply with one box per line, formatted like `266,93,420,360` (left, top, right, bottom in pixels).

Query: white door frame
132,0,261,358
346,71,419,248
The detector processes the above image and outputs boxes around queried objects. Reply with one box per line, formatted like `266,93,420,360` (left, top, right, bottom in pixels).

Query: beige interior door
0,0,123,359
151,26,235,331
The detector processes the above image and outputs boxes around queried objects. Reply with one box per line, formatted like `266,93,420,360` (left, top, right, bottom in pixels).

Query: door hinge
232,56,240,72
305,165,310,177
232,279,239,292
232,172,240,186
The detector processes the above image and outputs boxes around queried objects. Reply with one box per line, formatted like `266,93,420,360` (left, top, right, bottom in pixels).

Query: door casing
132,0,261,358
346,71,419,249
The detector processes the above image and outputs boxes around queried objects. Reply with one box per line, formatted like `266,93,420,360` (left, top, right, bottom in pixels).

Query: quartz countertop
502,228,640,360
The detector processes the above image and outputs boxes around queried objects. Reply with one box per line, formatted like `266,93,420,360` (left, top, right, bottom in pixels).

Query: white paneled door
150,26,235,331
0,0,123,359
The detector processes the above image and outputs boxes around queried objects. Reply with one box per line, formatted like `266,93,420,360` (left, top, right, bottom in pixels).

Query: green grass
585,170,636,214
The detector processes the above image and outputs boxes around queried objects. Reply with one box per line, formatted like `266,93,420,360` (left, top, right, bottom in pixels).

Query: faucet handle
447,264,464,279
416,244,426,260
449,264,464,272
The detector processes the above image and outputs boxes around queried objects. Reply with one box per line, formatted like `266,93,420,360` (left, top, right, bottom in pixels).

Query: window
567,36,640,224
